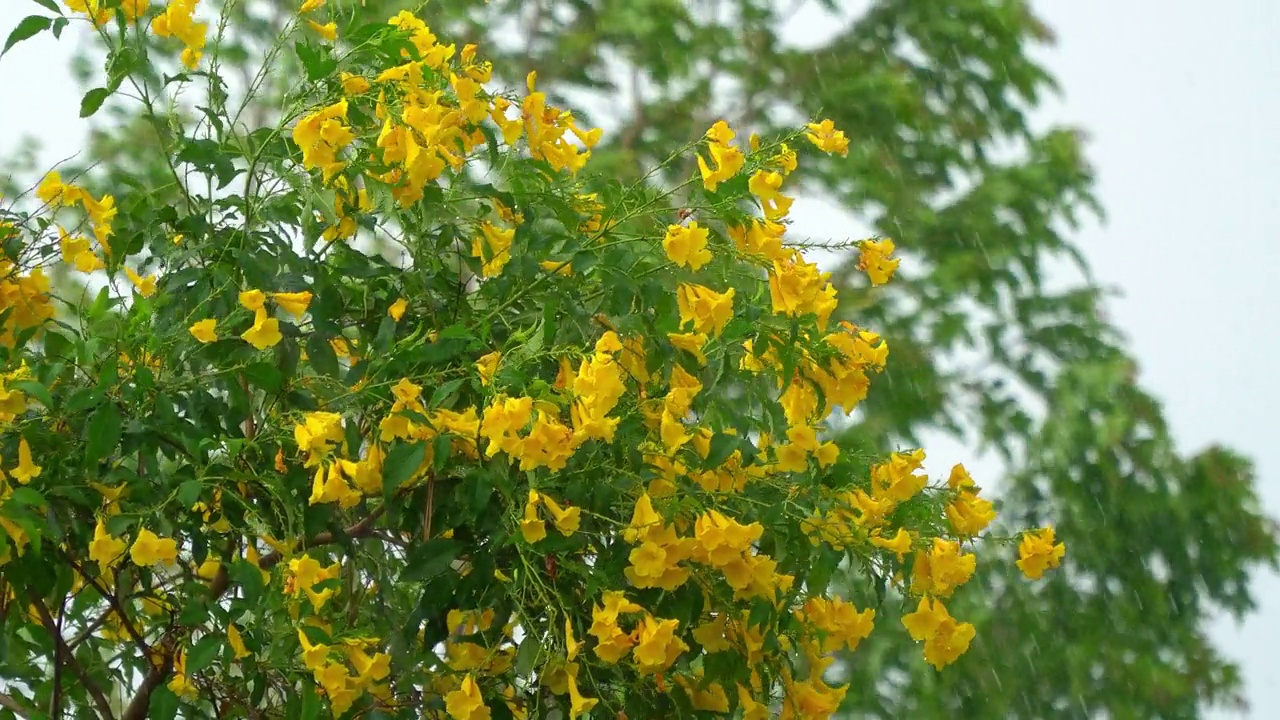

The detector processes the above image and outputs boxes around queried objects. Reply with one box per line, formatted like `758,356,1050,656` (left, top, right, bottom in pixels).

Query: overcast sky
2,1,1278,715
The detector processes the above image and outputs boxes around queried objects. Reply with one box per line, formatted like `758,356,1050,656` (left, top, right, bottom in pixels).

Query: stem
0,692,32,720
207,504,388,601
25,591,116,720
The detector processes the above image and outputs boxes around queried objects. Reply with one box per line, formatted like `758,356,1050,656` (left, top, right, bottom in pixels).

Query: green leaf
382,440,426,491
186,633,223,674
65,388,103,412
85,403,122,463
147,686,180,720
243,362,283,393
306,334,341,378
294,41,337,82
427,378,465,409
299,680,322,720
703,433,740,469
8,487,46,509
230,560,267,605
416,337,471,365
29,0,62,13
431,432,452,473
399,538,461,582
176,138,240,189
79,87,111,118
10,379,52,408
3,16,52,57
372,314,397,353
177,480,203,509
514,633,541,678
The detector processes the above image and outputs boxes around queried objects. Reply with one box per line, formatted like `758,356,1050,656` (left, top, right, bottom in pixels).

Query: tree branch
120,649,174,720
207,504,387,600
0,691,33,719
25,590,116,720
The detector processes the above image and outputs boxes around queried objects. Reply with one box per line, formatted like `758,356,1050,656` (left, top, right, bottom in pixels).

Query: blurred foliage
30,0,1279,716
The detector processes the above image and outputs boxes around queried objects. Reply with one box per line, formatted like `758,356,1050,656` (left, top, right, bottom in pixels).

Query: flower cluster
0,6,1069,720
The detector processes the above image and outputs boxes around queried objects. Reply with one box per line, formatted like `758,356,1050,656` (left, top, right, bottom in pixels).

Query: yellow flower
227,622,251,660
239,289,266,312
11,438,41,484
566,673,598,719
130,528,178,567
167,652,199,700
36,171,87,207
308,20,337,41
188,319,217,343
339,72,371,95
667,332,708,366
297,628,330,670
88,518,127,571
475,351,501,386
445,675,490,720
541,495,580,536
520,491,546,543
804,118,850,155
748,170,784,201
662,222,712,270
58,227,103,273
696,121,745,191
910,538,976,598
242,309,283,350
632,615,687,673
299,0,325,13
471,222,515,277
901,596,976,669
388,298,408,321
869,527,912,561
124,267,157,298
676,283,735,337
857,238,900,286
1016,527,1066,580
539,260,574,276
272,291,313,319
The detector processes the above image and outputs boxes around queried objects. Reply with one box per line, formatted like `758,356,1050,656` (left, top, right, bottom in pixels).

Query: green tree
16,0,1279,717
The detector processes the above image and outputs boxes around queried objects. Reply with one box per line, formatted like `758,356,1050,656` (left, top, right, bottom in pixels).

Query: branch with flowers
0,1,1065,718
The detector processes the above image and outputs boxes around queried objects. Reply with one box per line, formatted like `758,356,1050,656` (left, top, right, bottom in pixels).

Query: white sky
2,1,1278,715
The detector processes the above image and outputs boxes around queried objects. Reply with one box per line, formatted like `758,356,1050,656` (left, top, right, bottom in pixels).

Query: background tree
15,0,1279,717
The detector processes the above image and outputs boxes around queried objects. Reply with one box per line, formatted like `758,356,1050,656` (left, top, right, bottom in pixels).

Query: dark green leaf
400,537,461,582
431,432,452,473
10,380,52,408
177,480,203,509
243,362,283,393
300,680,322,720
85,403,122,463
306,334,341,378
8,487,46,509
294,41,337,82
29,0,62,13
382,440,426,491
427,378,464,409
230,559,266,604
3,16,52,57
514,633,541,678
703,433,740,469
186,634,223,674
79,87,111,118
147,686,180,720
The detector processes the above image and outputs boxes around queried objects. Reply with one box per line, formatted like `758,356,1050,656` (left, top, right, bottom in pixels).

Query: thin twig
207,504,388,600
0,691,33,719
25,591,115,720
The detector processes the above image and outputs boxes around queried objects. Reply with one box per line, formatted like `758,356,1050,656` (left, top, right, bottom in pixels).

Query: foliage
0,2,1069,719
